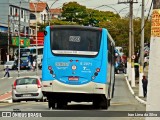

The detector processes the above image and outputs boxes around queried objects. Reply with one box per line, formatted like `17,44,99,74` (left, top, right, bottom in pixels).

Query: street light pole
7,15,10,62
130,0,135,87
35,2,38,76
18,0,22,77
139,0,144,97
48,0,59,26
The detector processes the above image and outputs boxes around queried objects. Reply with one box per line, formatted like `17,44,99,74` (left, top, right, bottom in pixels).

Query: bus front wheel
93,96,108,109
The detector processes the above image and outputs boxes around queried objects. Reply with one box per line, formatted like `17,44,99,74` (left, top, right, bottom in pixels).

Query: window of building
29,28,32,35
33,29,35,35
10,7,12,16
41,14,43,21
30,13,36,20
21,10,23,18
15,8,18,16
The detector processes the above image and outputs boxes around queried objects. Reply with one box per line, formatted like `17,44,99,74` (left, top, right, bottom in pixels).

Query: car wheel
117,70,120,74
12,99,20,103
40,97,45,102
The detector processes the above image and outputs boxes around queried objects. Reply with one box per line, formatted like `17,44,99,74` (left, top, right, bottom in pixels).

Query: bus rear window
50,28,102,56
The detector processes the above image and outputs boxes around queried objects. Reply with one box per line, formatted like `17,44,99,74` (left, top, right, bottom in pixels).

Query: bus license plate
68,77,79,81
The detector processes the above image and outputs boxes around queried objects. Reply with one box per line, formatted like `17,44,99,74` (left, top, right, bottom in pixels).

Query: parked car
115,62,126,74
4,61,17,70
12,76,46,102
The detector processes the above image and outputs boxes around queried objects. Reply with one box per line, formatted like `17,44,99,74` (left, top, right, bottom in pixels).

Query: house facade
29,2,49,46
49,8,62,19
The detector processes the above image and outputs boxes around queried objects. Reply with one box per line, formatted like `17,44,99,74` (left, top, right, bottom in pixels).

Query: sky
34,0,153,18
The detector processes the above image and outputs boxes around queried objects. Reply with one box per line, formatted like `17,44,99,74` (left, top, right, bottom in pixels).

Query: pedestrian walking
4,66,10,77
28,61,31,70
33,60,36,71
142,75,148,97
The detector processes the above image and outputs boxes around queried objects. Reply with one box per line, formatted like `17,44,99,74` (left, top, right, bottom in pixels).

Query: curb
0,91,12,103
0,99,12,103
125,75,146,105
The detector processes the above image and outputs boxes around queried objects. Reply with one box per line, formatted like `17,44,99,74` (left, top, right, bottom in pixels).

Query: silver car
4,61,17,70
12,76,45,102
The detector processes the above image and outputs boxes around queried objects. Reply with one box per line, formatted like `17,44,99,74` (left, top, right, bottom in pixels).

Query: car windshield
20,57,28,61
5,61,14,65
16,78,38,85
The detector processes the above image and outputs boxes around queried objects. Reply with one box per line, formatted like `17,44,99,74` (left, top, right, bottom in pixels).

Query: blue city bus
42,25,115,109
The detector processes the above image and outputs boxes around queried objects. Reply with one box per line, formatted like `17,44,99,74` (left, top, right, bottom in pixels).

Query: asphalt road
0,74,146,120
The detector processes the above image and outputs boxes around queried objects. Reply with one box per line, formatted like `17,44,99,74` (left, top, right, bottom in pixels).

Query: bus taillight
96,68,100,72
48,66,52,70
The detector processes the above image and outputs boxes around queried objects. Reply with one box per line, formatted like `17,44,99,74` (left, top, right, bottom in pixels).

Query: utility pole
35,2,38,76
18,1,21,77
118,0,137,87
7,15,10,62
139,0,144,97
146,0,160,119
130,0,135,87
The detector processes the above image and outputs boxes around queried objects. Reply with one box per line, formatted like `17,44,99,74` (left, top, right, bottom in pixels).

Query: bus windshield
50,28,102,56
20,56,28,61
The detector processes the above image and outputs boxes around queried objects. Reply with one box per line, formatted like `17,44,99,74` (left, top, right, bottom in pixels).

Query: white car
12,76,46,102
4,61,17,70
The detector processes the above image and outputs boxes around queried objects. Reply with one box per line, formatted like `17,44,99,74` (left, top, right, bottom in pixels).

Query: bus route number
80,62,92,66
69,36,81,42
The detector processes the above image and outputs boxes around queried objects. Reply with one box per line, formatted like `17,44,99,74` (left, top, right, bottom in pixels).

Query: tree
62,2,88,23
37,2,151,57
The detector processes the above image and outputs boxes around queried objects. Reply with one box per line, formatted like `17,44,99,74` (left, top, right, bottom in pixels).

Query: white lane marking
1,77,5,79
8,77,13,79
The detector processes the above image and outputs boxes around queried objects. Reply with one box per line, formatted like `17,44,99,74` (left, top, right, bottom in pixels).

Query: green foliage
62,2,88,23
38,2,151,56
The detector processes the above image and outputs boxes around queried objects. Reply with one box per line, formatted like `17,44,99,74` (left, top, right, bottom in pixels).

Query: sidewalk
0,65,3,71
125,65,148,105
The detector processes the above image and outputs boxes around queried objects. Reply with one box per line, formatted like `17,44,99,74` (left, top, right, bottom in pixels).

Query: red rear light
13,80,17,89
48,66,52,70
98,28,102,31
96,68,100,72
37,80,41,88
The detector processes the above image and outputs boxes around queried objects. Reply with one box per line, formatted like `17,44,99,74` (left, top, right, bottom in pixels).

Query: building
29,2,49,46
0,0,30,63
49,8,62,19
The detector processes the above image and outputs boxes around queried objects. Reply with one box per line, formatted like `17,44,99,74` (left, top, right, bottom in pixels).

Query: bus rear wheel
48,99,55,109
93,96,108,109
